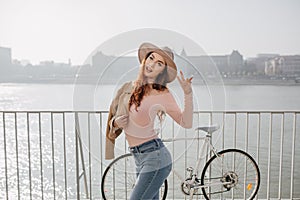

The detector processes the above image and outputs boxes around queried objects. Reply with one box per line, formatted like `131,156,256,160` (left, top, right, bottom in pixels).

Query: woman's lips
145,66,152,73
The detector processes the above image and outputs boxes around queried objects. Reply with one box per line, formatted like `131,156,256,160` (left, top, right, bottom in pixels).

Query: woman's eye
149,56,153,60
158,63,162,67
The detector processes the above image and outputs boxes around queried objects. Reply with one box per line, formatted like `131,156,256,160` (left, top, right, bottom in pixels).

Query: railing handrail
1,110,300,113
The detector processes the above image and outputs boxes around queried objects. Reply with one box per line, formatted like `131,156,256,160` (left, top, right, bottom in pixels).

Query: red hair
129,54,168,111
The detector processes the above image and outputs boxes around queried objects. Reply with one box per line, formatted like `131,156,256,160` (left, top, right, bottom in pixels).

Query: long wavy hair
129,52,169,112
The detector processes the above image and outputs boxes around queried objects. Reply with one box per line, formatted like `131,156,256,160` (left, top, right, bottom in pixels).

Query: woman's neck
146,78,155,84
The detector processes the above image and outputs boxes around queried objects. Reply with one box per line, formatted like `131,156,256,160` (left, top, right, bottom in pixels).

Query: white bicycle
101,125,260,200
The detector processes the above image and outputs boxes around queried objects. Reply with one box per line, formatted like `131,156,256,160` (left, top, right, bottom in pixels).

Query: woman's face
143,52,166,83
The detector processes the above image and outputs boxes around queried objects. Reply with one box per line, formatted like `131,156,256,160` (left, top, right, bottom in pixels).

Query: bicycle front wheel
201,149,260,200
101,153,168,200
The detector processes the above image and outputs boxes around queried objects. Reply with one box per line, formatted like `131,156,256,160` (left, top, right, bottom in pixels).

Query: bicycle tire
201,149,260,200
101,153,168,200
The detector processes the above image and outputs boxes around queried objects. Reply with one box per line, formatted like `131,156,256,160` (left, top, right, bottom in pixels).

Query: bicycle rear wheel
101,153,168,200
201,149,260,200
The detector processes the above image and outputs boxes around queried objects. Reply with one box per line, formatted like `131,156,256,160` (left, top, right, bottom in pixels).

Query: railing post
38,112,44,200
255,113,261,200
290,113,297,199
267,113,273,199
278,113,285,199
75,112,89,199
62,113,67,200
14,113,21,200
3,113,8,200
50,113,55,200
75,113,79,200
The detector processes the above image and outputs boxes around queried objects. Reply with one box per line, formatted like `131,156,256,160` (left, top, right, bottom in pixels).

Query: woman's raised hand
177,70,193,94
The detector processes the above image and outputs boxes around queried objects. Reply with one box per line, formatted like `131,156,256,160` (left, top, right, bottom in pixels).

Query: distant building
177,49,243,75
0,46,12,68
40,60,55,66
211,50,243,73
90,49,244,81
265,57,282,75
246,54,279,75
39,60,71,68
12,59,31,66
265,55,300,76
257,53,279,58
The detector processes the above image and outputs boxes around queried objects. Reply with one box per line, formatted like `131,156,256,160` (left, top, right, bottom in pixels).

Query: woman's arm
164,92,193,128
165,70,193,128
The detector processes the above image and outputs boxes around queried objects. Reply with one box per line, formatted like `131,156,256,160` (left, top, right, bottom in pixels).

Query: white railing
0,111,299,199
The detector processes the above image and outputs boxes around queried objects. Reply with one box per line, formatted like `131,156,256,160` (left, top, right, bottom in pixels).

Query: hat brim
138,42,177,83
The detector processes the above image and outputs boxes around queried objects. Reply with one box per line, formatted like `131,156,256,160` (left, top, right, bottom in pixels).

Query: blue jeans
129,138,172,200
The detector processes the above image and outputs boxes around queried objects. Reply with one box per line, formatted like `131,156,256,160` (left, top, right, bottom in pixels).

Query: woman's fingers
178,70,193,83
177,70,193,94
119,115,128,120
180,70,185,80
188,76,193,83
121,117,128,124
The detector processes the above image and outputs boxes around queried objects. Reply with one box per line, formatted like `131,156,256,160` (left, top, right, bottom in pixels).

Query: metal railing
0,110,299,199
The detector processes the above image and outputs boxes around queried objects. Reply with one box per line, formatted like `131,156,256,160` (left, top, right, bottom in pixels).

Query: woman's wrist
184,89,192,95
112,119,118,128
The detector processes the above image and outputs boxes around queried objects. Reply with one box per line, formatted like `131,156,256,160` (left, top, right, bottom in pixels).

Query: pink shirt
124,92,193,147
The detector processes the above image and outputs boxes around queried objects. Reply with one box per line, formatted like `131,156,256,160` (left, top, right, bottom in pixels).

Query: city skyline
0,0,300,65
1,43,300,85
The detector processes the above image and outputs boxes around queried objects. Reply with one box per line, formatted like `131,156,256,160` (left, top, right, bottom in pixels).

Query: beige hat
138,42,177,83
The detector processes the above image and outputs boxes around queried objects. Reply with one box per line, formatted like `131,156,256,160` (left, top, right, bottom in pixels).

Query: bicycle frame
162,133,218,184
162,132,258,199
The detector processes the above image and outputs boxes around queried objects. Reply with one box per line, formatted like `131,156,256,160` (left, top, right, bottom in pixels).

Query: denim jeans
129,138,172,200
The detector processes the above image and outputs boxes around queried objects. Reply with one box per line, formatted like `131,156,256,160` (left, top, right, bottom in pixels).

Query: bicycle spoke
201,149,260,200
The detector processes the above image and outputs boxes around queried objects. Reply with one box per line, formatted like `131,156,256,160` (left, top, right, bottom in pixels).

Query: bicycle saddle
195,124,220,133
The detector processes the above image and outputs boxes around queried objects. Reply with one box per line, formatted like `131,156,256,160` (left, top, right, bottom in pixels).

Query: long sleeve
165,92,193,128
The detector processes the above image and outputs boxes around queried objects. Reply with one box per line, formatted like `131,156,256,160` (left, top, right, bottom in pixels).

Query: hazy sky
0,0,299,65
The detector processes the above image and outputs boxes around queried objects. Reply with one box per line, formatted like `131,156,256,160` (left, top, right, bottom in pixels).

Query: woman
105,42,193,200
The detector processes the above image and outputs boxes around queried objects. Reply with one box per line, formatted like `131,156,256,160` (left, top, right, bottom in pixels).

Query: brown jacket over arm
105,81,133,160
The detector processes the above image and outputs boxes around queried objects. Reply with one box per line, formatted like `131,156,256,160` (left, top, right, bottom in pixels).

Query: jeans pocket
141,150,161,172
161,148,172,168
